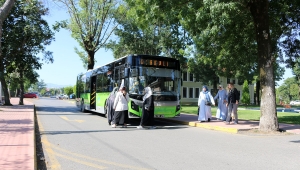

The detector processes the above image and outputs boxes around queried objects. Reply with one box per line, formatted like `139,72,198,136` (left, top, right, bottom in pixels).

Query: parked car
69,94,76,99
63,94,69,99
56,94,64,99
290,100,300,105
23,93,38,98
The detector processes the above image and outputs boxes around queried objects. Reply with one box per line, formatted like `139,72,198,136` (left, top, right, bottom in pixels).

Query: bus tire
81,100,86,113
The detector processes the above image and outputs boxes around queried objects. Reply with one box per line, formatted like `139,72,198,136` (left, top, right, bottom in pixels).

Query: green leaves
57,0,120,69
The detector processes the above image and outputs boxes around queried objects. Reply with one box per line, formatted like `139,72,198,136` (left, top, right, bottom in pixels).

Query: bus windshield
129,67,181,96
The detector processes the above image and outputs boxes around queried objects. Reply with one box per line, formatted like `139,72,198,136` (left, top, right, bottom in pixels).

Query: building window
183,87,187,98
232,79,236,84
189,88,193,98
227,78,230,84
183,72,187,81
189,73,193,82
195,88,199,98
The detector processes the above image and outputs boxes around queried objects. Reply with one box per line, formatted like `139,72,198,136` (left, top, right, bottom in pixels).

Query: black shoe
208,118,211,122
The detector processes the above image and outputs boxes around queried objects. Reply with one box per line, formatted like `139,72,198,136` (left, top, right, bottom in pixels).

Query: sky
37,2,294,88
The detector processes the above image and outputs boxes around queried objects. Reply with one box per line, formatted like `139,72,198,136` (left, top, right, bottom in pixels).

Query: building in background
180,72,255,105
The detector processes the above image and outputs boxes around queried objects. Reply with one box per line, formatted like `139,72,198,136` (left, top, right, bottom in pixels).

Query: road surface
31,97,300,170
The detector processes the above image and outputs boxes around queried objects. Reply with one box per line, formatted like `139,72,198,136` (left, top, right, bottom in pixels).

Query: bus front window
129,76,145,94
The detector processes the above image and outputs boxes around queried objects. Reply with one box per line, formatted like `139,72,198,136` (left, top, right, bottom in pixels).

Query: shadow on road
290,140,300,143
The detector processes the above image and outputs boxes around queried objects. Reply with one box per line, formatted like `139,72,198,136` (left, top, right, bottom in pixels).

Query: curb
161,118,252,134
34,105,37,170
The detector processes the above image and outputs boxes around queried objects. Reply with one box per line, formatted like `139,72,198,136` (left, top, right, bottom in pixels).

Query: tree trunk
0,74,11,105
87,50,95,70
249,0,279,132
19,71,24,105
0,0,15,106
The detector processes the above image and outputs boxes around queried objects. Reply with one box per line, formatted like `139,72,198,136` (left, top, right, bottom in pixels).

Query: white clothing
113,91,129,111
214,89,228,120
198,91,215,121
143,87,152,102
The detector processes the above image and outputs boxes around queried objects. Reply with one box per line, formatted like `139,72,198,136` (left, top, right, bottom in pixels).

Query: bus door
90,76,97,110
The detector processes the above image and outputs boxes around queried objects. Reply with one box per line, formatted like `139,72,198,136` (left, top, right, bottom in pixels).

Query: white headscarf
143,87,152,102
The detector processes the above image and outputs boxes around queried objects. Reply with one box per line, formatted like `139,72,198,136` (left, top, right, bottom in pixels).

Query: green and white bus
75,54,181,118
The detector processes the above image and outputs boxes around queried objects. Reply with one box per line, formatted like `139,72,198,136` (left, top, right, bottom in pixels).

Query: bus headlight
131,101,139,112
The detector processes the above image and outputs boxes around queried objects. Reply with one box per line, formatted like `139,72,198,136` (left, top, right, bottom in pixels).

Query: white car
290,100,300,105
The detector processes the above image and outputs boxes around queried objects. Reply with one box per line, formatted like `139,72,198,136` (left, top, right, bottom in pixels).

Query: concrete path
162,113,300,134
0,98,35,170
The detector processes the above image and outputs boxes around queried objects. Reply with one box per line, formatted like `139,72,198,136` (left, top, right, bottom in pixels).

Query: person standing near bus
198,86,215,122
111,86,129,128
225,82,239,124
137,87,155,129
214,85,228,121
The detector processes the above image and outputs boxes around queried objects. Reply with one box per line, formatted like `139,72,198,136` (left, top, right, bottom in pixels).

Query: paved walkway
0,98,35,170
163,113,300,134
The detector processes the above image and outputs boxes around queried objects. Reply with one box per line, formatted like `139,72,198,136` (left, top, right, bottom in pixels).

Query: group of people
197,82,239,124
106,86,155,129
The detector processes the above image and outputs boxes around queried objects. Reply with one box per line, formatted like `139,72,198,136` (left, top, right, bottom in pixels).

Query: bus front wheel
81,101,86,113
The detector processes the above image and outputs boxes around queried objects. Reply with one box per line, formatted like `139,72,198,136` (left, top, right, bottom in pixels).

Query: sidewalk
0,98,35,170
162,113,300,134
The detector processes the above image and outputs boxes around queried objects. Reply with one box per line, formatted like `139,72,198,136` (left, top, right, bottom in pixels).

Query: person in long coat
214,85,228,121
111,86,129,128
106,87,118,125
137,87,155,129
198,86,215,122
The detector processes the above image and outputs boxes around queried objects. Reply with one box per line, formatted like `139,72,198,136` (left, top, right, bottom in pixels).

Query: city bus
75,54,181,118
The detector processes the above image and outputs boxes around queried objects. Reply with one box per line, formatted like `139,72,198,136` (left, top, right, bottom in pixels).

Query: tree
2,0,54,105
138,0,300,131
64,86,73,96
0,0,15,105
277,77,299,103
122,0,192,66
55,0,122,70
292,58,300,97
241,80,250,105
73,85,76,95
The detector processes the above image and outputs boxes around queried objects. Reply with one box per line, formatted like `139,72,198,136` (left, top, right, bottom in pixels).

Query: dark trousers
140,110,154,126
113,110,128,125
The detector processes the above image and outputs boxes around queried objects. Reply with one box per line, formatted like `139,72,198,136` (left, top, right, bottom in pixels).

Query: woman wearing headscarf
198,86,215,122
111,86,129,128
214,85,228,121
106,87,118,125
137,87,155,129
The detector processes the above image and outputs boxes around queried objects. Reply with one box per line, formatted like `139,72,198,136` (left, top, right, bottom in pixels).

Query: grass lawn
181,106,300,125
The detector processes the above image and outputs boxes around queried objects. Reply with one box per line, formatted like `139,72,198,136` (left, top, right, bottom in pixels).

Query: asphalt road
32,97,300,170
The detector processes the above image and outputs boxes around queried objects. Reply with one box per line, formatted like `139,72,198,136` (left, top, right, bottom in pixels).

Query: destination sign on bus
140,59,176,68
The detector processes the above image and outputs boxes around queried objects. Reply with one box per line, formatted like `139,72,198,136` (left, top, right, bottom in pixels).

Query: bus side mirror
124,68,129,78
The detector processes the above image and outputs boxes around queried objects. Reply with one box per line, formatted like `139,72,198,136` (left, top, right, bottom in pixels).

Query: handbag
205,100,212,106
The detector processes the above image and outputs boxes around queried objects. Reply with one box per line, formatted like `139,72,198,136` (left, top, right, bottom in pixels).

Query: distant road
31,97,300,170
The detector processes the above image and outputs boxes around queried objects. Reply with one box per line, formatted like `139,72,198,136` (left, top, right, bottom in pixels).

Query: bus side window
96,74,102,92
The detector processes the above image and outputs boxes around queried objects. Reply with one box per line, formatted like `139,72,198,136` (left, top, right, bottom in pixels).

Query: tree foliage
1,0,54,105
241,80,250,105
55,0,122,70
277,77,299,103
107,0,192,67
64,86,73,96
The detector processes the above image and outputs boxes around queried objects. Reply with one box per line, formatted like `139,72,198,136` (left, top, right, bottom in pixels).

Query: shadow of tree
277,115,300,125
